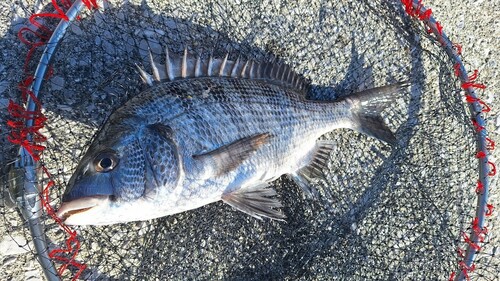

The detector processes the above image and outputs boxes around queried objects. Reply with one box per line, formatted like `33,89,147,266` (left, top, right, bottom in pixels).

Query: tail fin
346,81,410,146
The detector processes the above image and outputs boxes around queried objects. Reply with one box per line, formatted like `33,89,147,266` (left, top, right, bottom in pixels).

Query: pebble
24,269,42,280
0,235,29,256
50,76,65,91
2,256,16,266
0,81,8,95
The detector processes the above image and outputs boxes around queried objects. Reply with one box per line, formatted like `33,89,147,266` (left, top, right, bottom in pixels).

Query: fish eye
94,151,118,173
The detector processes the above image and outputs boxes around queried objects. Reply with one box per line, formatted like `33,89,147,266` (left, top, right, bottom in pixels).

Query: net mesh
0,0,497,280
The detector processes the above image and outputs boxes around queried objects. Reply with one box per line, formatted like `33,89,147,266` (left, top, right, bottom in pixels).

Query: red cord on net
466,95,491,113
461,82,486,90
40,172,87,280
453,43,463,55
458,261,473,281
475,180,484,194
475,151,486,159
462,232,481,252
453,63,462,77
487,162,496,176
485,204,494,216
461,69,487,89
7,99,47,161
457,247,465,258
485,138,495,151
471,217,488,243
10,0,99,279
471,119,484,132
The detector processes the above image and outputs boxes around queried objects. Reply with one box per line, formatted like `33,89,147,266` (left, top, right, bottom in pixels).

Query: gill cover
63,123,181,203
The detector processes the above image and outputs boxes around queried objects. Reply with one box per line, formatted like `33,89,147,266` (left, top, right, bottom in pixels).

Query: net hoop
10,1,97,280
400,1,494,280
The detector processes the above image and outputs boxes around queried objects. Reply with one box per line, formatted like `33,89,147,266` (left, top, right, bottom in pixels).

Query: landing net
0,0,496,280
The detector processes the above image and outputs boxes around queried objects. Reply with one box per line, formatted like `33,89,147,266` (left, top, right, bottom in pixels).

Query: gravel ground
0,0,498,280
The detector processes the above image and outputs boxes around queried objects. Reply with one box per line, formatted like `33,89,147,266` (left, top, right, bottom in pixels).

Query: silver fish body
57,50,407,225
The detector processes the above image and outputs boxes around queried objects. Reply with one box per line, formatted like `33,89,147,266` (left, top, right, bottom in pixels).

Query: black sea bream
56,49,408,225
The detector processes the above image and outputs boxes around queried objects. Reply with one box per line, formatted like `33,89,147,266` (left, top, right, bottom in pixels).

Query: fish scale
56,49,408,225
119,78,349,202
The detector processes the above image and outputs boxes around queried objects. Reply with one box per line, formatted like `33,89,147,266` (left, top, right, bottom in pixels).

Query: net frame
3,0,495,280
400,1,494,279
8,2,97,280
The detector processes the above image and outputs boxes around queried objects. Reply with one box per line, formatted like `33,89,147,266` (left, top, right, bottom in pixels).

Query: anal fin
222,184,286,221
193,133,271,176
290,141,336,199
289,172,320,199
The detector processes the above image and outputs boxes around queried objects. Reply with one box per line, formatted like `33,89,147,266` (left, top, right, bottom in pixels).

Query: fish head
57,123,182,225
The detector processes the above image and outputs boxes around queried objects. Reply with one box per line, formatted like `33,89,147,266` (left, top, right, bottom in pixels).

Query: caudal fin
347,81,410,146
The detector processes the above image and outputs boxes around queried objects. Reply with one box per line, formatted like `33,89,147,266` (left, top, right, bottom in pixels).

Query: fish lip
56,196,108,222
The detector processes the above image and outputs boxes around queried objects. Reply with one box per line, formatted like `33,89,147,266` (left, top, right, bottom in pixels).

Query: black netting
0,0,497,280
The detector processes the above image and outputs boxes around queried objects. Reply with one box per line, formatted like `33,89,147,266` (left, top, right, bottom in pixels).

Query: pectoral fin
222,184,286,221
193,133,271,176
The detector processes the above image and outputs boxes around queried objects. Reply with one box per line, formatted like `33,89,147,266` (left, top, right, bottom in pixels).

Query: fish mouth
56,196,108,223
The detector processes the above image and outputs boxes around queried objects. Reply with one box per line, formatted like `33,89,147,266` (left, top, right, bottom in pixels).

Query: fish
56,48,409,225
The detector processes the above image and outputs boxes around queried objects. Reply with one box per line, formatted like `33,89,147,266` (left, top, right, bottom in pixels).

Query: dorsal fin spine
240,60,249,78
148,49,161,81
181,48,188,78
219,53,229,76
278,64,285,80
138,48,308,90
135,63,154,86
195,55,202,77
231,57,240,78
165,47,174,81
249,61,256,79
207,55,214,76
286,67,292,84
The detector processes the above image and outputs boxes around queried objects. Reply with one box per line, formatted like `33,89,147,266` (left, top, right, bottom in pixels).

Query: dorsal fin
137,48,309,91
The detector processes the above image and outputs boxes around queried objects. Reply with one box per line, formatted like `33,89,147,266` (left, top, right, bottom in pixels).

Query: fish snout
62,173,115,202
56,196,109,224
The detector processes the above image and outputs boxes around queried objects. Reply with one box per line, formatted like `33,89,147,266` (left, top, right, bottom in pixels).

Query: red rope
487,161,496,176
457,262,472,281
475,151,486,159
485,204,494,216
9,0,99,279
471,119,484,132
401,0,443,35
462,232,481,252
457,247,465,258
435,21,443,35
6,100,47,161
453,43,463,55
40,171,87,280
475,180,484,194
461,70,486,90
461,82,487,90
472,217,488,243
485,138,495,151
466,95,490,113
453,63,461,77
